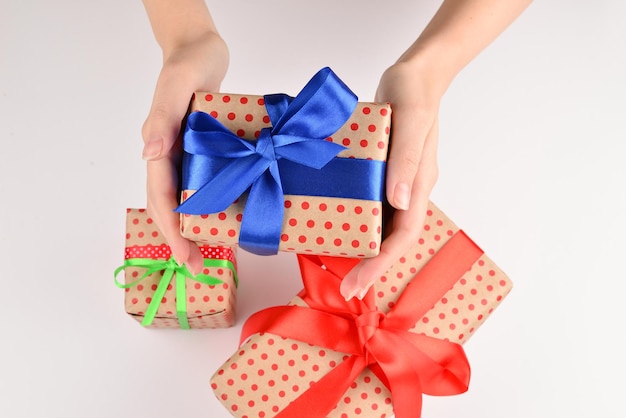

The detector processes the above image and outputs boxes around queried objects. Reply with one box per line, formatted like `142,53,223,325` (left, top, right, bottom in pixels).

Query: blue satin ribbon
176,67,385,255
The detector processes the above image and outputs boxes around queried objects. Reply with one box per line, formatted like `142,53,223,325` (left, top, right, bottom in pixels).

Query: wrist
395,38,465,98
396,0,533,96
143,0,223,61
160,29,225,62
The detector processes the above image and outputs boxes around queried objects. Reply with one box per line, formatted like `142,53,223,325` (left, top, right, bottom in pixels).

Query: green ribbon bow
114,256,238,329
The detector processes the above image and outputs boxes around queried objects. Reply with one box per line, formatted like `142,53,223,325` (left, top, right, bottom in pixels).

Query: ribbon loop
176,67,359,255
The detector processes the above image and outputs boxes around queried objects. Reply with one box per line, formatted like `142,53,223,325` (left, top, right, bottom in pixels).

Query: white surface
1,1,625,417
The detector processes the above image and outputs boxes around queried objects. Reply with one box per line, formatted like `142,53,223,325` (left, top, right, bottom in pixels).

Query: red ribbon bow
241,231,483,418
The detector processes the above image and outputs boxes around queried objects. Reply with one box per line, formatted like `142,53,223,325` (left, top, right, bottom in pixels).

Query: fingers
142,70,200,273
142,35,228,162
384,103,437,212
147,157,204,275
374,63,437,213
141,34,229,276
340,118,439,300
142,62,196,161
339,197,428,301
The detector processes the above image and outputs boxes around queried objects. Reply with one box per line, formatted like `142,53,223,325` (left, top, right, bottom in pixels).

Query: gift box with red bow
115,209,239,329
176,67,391,258
209,202,512,417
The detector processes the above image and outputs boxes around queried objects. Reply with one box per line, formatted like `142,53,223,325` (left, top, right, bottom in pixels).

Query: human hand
142,32,229,275
340,61,441,300
337,0,534,300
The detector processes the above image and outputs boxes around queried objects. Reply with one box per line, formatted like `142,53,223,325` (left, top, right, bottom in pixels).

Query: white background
1,1,625,417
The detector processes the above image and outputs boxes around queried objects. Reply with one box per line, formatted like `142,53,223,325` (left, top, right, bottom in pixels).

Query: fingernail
341,277,359,301
356,279,375,300
340,265,361,301
182,258,198,276
193,261,205,276
344,287,359,302
142,138,163,160
394,182,411,210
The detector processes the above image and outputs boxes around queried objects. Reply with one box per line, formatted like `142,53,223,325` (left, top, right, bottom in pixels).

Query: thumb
384,104,435,211
141,68,195,161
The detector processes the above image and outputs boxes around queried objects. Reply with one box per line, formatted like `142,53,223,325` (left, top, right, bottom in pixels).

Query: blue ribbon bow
176,67,379,255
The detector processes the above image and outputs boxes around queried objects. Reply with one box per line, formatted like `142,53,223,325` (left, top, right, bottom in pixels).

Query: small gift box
210,202,513,417
115,208,238,329
176,67,391,258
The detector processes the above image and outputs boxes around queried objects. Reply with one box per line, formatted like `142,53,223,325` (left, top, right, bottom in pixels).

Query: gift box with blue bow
176,68,391,258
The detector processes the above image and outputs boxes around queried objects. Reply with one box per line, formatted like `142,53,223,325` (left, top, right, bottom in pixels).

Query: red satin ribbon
240,231,483,418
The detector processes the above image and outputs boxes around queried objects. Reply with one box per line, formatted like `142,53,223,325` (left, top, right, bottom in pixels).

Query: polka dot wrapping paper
178,89,391,258
210,202,513,417
119,209,238,329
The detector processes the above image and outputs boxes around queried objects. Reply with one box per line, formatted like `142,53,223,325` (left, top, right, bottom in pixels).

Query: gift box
115,208,239,329
210,202,513,417
176,67,391,258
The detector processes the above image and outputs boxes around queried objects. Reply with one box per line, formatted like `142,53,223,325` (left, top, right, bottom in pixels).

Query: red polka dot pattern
122,209,238,329
180,93,392,258
209,202,512,416
192,94,390,161
181,193,382,258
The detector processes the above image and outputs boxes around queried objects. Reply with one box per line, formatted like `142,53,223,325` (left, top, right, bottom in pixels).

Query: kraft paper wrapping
210,202,513,417
121,209,238,329
180,92,391,258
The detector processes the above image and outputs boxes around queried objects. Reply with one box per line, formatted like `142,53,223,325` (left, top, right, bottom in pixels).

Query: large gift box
115,208,239,329
176,67,391,258
210,202,513,417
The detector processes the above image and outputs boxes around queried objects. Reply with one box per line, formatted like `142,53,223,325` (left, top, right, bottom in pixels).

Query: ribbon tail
239,164,284,255
142,269,175,327
367,331,428,418
175,272,190,330
201,258,239,287
176,155,269,215
193,272,225,286
398,332,471,396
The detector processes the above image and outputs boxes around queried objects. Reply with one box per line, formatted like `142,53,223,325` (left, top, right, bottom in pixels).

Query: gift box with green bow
210,202,512,417
115,209,238,329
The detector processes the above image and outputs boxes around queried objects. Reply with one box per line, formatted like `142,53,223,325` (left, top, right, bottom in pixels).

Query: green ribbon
114,256,238,329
